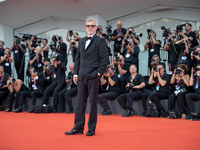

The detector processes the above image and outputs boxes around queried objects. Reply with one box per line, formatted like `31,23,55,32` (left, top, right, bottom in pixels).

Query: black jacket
74,34,108,80
49,63,66,84
29,73,45,94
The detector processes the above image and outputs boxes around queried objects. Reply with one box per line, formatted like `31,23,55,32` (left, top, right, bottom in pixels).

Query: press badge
176,85,180,91
5,63,9,66
196,84,199,89
106,85,109,91
15,50,18,53
150,49,154,52
54,74,56,78
47,76,50,79
117,37,121,41
168,71,173,75
38,63,42,67
118,74,121,78
156,85,160,91
125,54,130,58
181,56,187,61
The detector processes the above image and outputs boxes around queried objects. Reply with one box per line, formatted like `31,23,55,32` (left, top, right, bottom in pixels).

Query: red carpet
0,112,200,150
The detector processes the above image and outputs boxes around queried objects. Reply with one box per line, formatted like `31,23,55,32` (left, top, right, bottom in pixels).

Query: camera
9,78,16,85
176,24,186,32
53,54,60,62
161,26,171,38
147,29,154,39
124,38,130,46
69,30,73,36
5,51,11,55
134,33,143,37
32,69,36,73
44,65,48,68
151,58,159,72
175,68,182,75
19,33,32,41
193,51,199,56
114,53,121,62
96,27,100,33
14,36,21,44
194,67,200,72
52,35,58,42
71,42,76,49
127,79,135,90
106,25,112,36
128,31,133,35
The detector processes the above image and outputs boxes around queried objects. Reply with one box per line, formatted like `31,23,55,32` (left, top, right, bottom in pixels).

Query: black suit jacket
49,63,66,84
74,34,108,80
29,73,45,94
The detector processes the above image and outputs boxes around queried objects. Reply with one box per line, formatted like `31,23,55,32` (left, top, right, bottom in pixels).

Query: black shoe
5,109,11,112
65,129,83,135
66,110,73,114
86,130,95,136
131,109,135,115
122,110,132,117
53,109,57,113
0,107,2,111
15,109,22,113
102,110,112,115
29,108,35,113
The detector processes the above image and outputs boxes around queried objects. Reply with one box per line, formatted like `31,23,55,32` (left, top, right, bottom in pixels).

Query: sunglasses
86,25,96,28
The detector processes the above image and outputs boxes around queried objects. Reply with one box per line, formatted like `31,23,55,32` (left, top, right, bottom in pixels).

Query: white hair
85,18,96,25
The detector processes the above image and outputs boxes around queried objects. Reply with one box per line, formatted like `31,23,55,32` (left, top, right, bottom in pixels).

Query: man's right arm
117,63,127,75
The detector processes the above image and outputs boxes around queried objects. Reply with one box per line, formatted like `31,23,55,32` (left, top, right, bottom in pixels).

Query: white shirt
85,34,95,49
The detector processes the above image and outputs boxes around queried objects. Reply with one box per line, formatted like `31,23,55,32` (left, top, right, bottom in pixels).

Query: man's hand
73,76,78,85
154,70,159,76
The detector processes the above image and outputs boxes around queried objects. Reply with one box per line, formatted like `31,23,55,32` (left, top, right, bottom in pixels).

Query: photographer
121,38,140,70
15,67,44,113
67,31,80,62
98,65,120,115
142,63,170,117
177,23,198,48
57,36,67,65
163,30,179,73
66,30,81,43
25,35,39,56
0,65,9,111
0,48,13,75
42,56,66,113
58,63,77,113
5,76,28,112
168,64,189,119
10,37,25,81
144,31,161,71
0,41,5,57
30,46,44,74
117,64,145,117
112,20,127,53
124,27,140,45
195,28,200,46
41,38,49,58
175,38,192,73
191,46,200,67
185,65,200,118
43,57,52,88
113,55,130,94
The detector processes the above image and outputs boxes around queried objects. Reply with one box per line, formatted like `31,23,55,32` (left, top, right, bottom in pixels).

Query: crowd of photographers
0,21,200,120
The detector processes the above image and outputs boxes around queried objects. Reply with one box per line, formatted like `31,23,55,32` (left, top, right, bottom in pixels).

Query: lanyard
5,57,9,62
117,28,122,34
151,42,154,49
0,73,5,83
186,31,191,37
177,77,181,84
197,76,199,84
183,49,186,56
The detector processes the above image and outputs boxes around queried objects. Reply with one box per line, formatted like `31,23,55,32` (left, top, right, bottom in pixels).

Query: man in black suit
65,18,108,136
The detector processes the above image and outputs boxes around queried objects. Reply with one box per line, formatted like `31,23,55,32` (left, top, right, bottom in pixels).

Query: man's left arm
98,38,108,76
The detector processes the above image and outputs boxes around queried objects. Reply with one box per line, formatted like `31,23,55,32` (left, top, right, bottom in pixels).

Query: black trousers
31,91,43,105
18,91,31,105
0,91,9,106
185,93,200,113
98,92,119,111
117,91,141,110
141,91,151,110
168,92,187,114
142,91,168,111
15,62,24,82
73,77,99,132
42,82,65,110
58,87,77,112
119,77,127,94
7,92,17,109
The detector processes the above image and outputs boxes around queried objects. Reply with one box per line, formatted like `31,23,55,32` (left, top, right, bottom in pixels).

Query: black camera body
176,24,186,32
124,38,130,46
114,53,120,62
21,34,32,41
193,51,199,56
106,25,112,36
69,30,73,36
147,29,154,39
161,26,171,38
175,68,182,75
194,67,200,72
14,36,21,44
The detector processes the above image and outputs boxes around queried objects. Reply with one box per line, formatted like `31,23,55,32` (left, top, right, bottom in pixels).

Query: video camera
19,33,32,41
161,26,171,38
176,24,186,32
14,36,21,44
